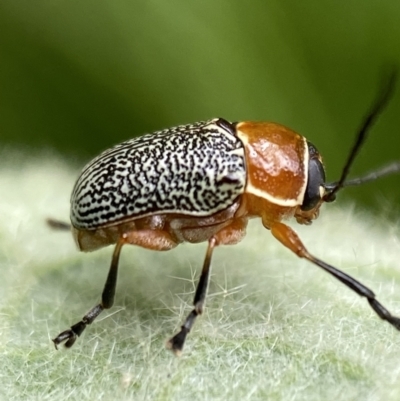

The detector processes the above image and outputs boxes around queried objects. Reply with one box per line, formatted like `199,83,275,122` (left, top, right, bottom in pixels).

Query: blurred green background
1,0,400,210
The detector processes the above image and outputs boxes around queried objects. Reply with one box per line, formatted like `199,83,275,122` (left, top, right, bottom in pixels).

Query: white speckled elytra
71,118,246,230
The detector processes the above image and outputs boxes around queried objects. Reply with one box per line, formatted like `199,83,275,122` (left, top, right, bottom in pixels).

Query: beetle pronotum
52,72,400,355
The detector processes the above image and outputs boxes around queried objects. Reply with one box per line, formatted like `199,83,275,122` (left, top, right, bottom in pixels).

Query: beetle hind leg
52,238,124,349
46,218,71,231
167,237,216,355
270,221,400,331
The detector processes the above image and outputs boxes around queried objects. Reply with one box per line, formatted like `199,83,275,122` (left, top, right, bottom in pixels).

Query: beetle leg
270,221,400,330
167,237,216,355
52,238,125,349
46,218,71,231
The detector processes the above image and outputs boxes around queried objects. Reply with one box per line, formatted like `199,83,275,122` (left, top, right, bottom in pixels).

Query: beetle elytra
51,71,400,355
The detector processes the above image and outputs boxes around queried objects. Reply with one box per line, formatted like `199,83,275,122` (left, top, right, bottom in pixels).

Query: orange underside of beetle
73,191,319,253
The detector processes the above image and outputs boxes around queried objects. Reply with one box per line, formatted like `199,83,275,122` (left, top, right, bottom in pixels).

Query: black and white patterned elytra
70,118,247,230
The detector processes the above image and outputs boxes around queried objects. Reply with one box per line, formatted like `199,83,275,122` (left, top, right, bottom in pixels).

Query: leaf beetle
51,71,400,355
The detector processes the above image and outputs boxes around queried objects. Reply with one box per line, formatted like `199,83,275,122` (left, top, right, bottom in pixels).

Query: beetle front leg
52,238,125,349
167,237,216,355
270,221,400,330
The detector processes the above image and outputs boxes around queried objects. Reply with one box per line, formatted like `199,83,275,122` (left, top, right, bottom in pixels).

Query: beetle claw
52,320,87,349
52,329,77,349
65,334,78,348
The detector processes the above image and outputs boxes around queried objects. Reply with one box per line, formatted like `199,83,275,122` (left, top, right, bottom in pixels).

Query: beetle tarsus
52,241,124,350
52,328,79,349
166,327,189,356
52,319,88,348
52,307,104,349
368,298,400,330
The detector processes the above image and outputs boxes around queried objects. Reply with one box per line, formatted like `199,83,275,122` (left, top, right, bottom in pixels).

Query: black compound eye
301,142,326,212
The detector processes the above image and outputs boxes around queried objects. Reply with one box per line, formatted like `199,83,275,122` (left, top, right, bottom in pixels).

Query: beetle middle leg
270,221,400,330
167,237,216,355
52,238,125,349
167,217,248,355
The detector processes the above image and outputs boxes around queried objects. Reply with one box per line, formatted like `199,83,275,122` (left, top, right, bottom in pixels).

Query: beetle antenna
323,69,398,202
324,160,400,191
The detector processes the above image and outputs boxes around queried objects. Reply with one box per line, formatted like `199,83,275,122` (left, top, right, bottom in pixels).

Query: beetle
52,71,400,355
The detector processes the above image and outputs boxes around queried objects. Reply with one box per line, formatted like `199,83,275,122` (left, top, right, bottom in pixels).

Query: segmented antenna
323,69,398,202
